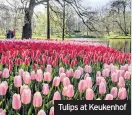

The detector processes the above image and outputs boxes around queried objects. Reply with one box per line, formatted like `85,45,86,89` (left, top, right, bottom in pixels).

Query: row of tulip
0,40,131,115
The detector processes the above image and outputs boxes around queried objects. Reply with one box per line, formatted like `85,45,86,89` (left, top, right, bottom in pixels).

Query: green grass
105,34,131,39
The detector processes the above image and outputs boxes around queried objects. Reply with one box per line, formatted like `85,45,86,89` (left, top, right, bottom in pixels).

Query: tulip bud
78,80,86,93
85,88,94,100
33,92,42,108
84,65,92,73
12,94,21,110
118,88,127,100
99,82,106,95
118,77,125,88
14,75,22,88
52,91,61,105
37,110,46,115
49,107,54,115
21,88,31,104
66,85,74,98
53,77,60,87
42,84,49,95
0,81,8,96
63,77,70,87
44,72,52,82
74,70,81,79
105,94,113,100
2,68,9,78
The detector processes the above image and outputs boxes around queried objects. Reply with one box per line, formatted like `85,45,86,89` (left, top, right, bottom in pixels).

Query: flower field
0,40,131,115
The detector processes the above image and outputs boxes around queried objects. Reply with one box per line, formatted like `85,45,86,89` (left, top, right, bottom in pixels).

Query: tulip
36,69,43,82
62,87,68,96
96,71,101,77
44,72,52,82
110,87,118,98
19,69,24,77
20,85,29,95
33,92,42,107
42,84,49,95
84,73,90,79
85,77,92,88
84,65,92,73
124,71,131,79
111,72,118,83
118,77,125,88
102,69,110,77
74,70,81,79
37,110,46,115
46,64,52,73
30,71,36,80
85,88,94,100
66,85,74,98
12,94,21,110
49,107,54,115
14,75,22,88
69,68,74,77
0,109,6,115
105,94,113,100
77,66,84,75
23,72,31,84
53,77,60,87
0,81,8,96
21,88,31,104
78,80,86,93
118,88,127,100
99,82,106,95
52,91,61,105
2,68,9,78
59,67,65,75
60,73,66,82
96,77,103,85
63,77,70,87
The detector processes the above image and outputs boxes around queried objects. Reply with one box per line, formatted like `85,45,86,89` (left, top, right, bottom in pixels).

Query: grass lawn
105,34,131,39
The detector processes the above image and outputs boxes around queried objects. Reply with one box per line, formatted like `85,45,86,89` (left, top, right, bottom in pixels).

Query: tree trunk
62,0,66,40
22,0,35,39
123,5,127,36
47,0,50,39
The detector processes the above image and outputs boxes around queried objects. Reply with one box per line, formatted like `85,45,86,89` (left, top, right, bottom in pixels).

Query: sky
35,0,112,12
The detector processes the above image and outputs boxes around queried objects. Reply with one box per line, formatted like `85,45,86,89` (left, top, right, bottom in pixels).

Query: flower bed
0,40,131,115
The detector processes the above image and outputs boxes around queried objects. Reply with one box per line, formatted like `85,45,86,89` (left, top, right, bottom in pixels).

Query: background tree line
0,0,131,39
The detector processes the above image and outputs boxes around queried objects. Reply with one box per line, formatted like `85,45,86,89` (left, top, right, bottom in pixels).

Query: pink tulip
84,65,92,73
102,69,110,77
118,77,125,88
66,70,70,77
105,94,113,100
59,67,65,75
77,66,84,75
23,72,31,84
44,72,52,82
84,73,90,79
78,80,86,93
85,88,94,100
20,85,29,95
46,64,52,73
110,87,118,98
36,69,43,82
21,88,31,104
0,109,6,115
124,71,131,79
74,70,81,79
0,81,8,96
69,68,74,77
111,72,118,83
85,77,92,88
96,77,103,85
33,92,42,107
49,107,54,115
62,87,68,96
37,110,46,115
12,94,21,110
118,88,127,100
60,73,66,82
2,68,9,78
96,71,101,77
42,84,49,95
63,77,70,87
66,85,74,98
53,77,60,87
14,75,22,88
52,91,61,105
30,71,36,80
19,69,24,78
99,82,106,95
